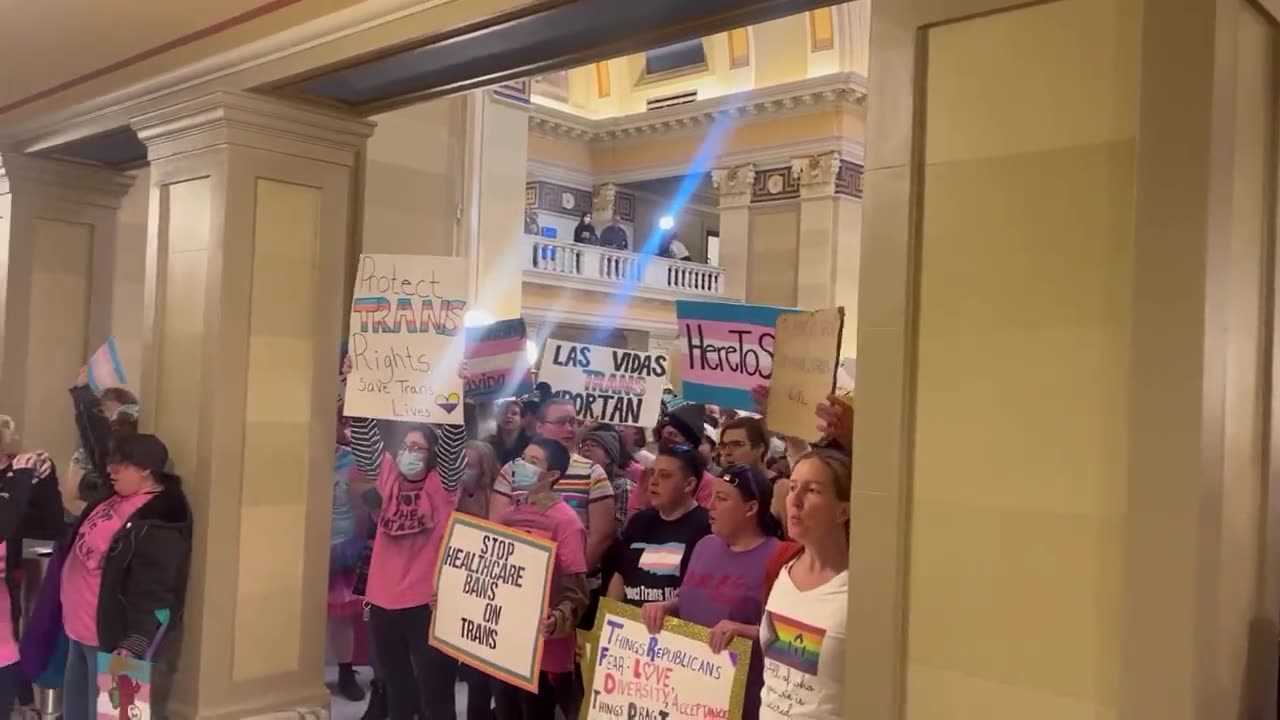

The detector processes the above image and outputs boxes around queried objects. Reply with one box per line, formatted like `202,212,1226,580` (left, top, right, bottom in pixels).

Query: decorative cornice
0,153,135,209
131,91,375,165
526,158,594,190
528,72,868,143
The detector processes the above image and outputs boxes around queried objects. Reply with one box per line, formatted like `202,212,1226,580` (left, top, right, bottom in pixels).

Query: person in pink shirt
491,437,588,720
343,355,467,720
60,433,193,720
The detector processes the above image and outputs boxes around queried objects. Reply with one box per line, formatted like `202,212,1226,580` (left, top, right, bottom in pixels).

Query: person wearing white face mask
341,355,466,720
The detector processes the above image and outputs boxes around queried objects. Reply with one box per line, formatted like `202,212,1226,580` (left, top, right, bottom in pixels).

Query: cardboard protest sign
766,307,845,439
86,337,127,392
430,513,556,692
465,319,534,402
538,341,667,427
675,300,801,411
345,254,468,424
579,598,752,720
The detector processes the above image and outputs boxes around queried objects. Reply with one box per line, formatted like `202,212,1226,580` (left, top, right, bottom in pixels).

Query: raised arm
69,384,111,479
432,423,466,493
347,417,385,481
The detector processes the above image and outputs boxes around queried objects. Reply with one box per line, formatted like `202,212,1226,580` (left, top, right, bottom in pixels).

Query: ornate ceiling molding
528,72,868,143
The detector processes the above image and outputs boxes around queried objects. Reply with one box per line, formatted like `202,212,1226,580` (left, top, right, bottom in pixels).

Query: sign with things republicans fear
344,254,468,425
538,341,668,428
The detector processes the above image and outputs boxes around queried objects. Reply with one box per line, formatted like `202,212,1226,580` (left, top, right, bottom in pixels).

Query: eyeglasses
400,443,430,454
542,417,576,428
665,443,694,453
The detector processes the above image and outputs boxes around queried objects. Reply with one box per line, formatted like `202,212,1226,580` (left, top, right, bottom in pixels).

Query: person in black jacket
572,212,598,245
60,433,192,720
0,416,65,715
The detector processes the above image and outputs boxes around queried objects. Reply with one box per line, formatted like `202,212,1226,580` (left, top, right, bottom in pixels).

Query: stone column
130,91,374,719
792,151,862,353
711,164,755,301
0,154,133,463
462,90,530,323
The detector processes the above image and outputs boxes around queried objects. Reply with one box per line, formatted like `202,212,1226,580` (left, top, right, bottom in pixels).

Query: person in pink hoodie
342,356,466,720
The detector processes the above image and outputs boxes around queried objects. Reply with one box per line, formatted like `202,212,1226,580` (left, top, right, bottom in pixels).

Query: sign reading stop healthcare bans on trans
579,598,752,720
674,300,801,412
538,340,668,428
345,254,468,425
430,513,556,692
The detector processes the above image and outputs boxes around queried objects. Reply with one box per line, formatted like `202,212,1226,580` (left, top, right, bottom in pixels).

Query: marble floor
327,666,477,720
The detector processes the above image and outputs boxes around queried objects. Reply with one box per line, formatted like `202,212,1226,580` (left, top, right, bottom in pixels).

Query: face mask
112,404,140,421
510,460,541,490
396,449,428,481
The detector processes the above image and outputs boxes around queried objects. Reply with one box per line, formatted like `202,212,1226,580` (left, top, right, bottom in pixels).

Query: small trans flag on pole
86,337,127,392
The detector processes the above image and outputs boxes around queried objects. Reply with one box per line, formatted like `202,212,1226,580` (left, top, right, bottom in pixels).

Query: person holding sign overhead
342,355,466,720
641,463,783,720
608,444,710,608
490,437,589,719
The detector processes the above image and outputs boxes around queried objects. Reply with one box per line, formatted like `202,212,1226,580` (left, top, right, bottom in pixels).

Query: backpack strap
763,541,804,600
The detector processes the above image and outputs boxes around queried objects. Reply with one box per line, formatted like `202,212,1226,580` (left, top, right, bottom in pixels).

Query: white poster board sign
537,340,668,428
429,513,556,692
344,254,468,424
580,598,752,720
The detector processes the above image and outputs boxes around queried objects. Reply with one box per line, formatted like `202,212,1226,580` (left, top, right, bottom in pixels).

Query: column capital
0,153,134,209
593,182,618,218
711,163,756,208
791,151,842,198
131,91,376,166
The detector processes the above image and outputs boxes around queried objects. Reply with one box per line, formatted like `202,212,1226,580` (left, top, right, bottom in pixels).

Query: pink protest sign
674,300,800,411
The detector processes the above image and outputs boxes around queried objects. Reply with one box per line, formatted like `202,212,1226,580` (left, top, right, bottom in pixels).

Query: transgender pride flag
96,652,152,719
85,337,127,392
674,300,800,411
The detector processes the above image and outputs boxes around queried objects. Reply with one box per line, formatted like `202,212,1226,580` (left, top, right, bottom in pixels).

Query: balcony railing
525,236,724,297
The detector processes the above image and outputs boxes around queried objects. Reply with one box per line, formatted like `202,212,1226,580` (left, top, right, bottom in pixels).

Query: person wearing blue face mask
491,437,588,719
341,355,467,720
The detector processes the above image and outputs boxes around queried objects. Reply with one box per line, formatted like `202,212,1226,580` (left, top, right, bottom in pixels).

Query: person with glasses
342,355,466,720
608,444,710,608
641,463,783,720
490,399,615,629
717,416,789,533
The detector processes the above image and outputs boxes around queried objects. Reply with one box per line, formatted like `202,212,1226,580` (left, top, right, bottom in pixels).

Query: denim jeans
62,639,99,720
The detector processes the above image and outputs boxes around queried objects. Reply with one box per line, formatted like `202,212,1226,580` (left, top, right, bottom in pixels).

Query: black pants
492,672,577,720
369,604,456,720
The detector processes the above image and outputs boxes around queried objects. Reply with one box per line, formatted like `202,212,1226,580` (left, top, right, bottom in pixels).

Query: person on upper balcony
661,230,692,262
599,215,629,251
572,212,598,245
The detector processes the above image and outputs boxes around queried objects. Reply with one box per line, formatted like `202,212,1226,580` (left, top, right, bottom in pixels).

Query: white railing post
524,235,724,296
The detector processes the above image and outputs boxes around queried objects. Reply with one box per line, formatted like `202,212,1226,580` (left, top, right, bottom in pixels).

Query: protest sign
345,254,468,424
580,598,751,720
97,652,153,719
674,300,801,411
766,307,845,439
430,512,556,692
538,341,667,427
465,319,534,402
86,337,127,392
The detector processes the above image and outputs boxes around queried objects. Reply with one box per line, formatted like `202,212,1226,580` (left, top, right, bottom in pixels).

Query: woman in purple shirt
641,463,784,719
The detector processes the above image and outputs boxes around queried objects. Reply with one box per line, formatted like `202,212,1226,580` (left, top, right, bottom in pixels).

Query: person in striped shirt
489,398,615,629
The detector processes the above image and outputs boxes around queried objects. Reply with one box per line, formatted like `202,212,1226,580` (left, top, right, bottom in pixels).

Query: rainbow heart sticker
435,393,460,415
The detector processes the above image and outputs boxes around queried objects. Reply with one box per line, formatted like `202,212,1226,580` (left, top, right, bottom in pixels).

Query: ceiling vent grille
646,90,698,111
